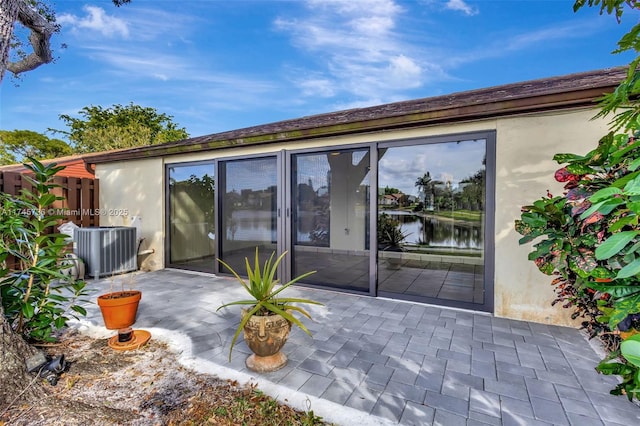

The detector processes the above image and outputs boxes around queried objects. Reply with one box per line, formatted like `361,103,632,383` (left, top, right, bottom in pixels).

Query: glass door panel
219,157,278,274
167,162,216,271
377,139,487,309
291,148,370,292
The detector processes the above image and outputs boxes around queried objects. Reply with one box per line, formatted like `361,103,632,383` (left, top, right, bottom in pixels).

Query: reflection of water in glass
226,210,276,241
385,211,482,249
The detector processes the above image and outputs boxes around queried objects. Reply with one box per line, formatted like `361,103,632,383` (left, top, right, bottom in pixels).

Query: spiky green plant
216,247,321,360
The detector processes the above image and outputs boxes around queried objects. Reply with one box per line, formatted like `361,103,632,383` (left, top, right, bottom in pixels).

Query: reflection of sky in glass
378,140,485,196
296,149,369,191
169,163,215,183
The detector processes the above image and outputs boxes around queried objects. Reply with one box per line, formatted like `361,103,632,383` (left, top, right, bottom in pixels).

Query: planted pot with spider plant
217,248,322,373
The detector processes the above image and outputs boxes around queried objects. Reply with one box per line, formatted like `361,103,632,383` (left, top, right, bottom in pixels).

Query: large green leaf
566,163,596,175
624,175,640,195
589,187,623,203
621,334,640,368
553,153,585,163
520,212,547,228
596,231,639,260
610,215,638,232
612,170,640,188
618,257,640,279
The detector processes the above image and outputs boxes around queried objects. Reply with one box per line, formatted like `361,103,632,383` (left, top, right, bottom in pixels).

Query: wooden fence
0,171,100,227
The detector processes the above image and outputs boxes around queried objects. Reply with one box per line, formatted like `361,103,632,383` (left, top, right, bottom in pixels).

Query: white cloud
445,0,478,16
275,0,426,106
58,6,129,38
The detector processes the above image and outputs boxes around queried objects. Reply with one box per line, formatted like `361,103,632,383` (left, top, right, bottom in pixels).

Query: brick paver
78,270,640,425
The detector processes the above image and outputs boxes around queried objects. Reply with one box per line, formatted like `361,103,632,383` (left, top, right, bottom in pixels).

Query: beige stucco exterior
95,107,611,326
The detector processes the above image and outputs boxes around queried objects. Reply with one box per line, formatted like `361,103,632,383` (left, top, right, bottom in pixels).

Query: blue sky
0,0,637,142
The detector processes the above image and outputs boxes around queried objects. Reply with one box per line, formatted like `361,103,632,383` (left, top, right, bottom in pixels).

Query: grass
163,383,329,426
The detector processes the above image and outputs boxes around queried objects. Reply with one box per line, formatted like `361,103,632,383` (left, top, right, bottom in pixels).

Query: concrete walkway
77,269,640,425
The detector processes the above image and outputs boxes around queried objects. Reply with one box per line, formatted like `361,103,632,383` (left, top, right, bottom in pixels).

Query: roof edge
85,67,626,165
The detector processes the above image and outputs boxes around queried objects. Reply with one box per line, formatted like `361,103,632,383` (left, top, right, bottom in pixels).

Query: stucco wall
494,108,610,326
94,107,612,326
95,158,164,272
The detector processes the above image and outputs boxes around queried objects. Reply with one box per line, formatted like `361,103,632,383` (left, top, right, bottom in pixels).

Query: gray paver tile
441,380,470,401
468,410,502,425
525,377,559,402
447,358,471,374
327,366,366,386
415,369,444,392
348,358,373,374
356,349,389,365
299,357,333,376
531,396,569,425
328,348,357,368
469,388,501,417
424,390,469,416
566,412,605,426
400,400,435,425
471,359,496,380
390,366,418,384
385,380,427,403
472,347,496,363
298,374,333,397
280,369,313,390
502,411,552,426
320,379,354,405
365,364,394,386
593,403,640,424
484,378,529,401
560,397,599,417
344,386,381,413
433,408,467,426
535,369,580,388
371,393,406,423
555,383,589,401
444,369,484,390
496,360,536,378
500,395,534,418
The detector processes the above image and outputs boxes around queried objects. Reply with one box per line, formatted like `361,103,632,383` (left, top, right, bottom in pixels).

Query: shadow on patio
77,269,639,425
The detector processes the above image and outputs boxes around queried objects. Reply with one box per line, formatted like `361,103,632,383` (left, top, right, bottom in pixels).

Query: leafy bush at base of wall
515,129,640,401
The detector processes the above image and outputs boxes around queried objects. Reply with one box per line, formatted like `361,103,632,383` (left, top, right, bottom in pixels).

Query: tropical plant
216,248,321,360
515,125,640,400
378,213,410,250
0,158,88,342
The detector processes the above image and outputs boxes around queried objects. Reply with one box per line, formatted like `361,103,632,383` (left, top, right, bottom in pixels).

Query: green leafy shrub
515,128,640,400
0,158,88,342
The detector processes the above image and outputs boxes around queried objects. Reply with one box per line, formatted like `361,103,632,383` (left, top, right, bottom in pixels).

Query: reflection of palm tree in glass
415,172,442,211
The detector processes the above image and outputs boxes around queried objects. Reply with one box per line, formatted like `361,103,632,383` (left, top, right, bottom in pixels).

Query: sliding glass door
218,156,279,274
167,162,216,271
289,148,371,292
377,137,492,310
166,132,493,311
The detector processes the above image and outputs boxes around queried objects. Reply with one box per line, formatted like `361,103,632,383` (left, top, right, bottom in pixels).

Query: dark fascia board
85,66,627,165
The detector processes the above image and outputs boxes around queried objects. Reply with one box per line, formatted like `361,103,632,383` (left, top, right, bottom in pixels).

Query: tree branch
6,1,56,76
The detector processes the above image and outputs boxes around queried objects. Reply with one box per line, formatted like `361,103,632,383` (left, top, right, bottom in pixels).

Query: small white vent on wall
75,227,137,278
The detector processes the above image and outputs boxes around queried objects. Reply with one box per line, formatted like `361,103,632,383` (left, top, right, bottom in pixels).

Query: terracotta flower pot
97,291,141,330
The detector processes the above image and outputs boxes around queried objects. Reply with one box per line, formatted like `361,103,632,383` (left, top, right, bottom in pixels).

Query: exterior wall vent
75,227,137,278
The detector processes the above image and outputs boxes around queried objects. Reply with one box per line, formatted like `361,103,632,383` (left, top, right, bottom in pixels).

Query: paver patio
77,269,640,425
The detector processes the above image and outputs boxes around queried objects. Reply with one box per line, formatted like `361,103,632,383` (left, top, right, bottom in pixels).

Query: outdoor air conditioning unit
75,227,137,278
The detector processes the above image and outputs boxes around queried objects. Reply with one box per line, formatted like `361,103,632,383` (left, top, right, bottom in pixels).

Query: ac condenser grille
75,227,137,278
